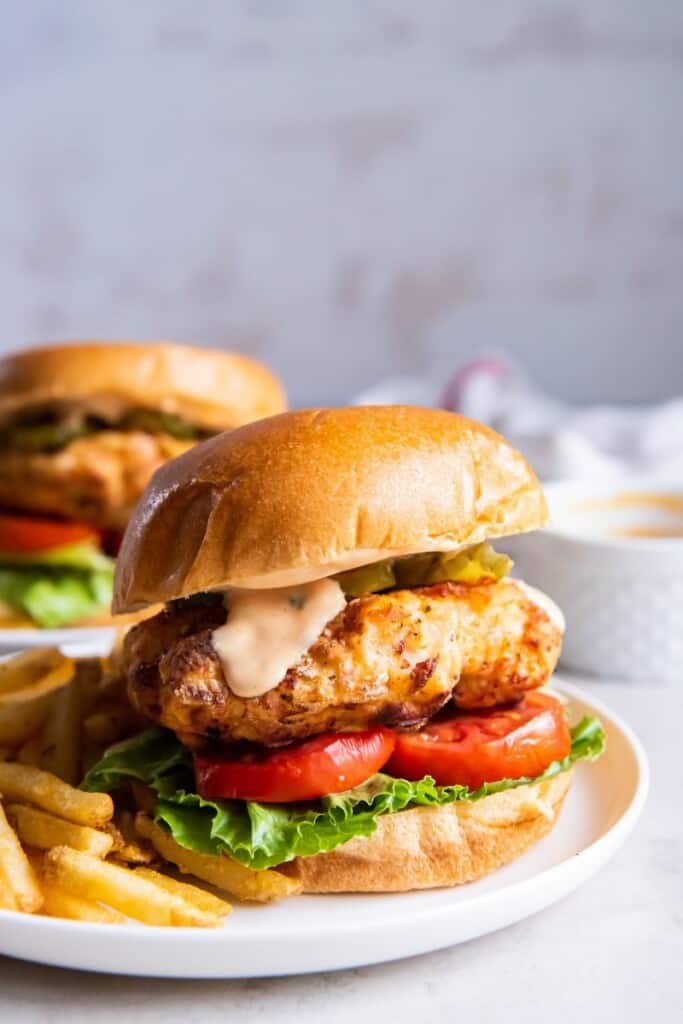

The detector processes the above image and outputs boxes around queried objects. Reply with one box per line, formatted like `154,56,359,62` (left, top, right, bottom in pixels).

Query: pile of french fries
0,649,300,926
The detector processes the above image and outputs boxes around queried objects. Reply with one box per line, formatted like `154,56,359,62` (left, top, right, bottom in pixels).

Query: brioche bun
114,405,547,612
291,769,572,893
0,341,286,431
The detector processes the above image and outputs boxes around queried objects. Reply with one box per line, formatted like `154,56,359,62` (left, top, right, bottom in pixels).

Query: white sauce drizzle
211,579,346,698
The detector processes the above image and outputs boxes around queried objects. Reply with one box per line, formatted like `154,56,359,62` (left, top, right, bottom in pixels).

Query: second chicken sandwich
0,341,286,627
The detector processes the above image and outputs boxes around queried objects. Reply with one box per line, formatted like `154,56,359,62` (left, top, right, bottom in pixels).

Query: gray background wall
1,1,682,406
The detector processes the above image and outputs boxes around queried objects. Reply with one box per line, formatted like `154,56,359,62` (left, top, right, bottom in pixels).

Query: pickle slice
0,407,208,454
334,560,396,598
424,543,513,584
393,553,439,588
122,409,203,440
3,420,96,453
335,542,512,597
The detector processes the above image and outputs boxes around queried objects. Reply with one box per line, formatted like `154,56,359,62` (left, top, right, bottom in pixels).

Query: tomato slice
0,512,99,553
387,692,571,789
194,728,396,803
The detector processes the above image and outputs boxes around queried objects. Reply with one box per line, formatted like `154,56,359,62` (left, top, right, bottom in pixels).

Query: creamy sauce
568,491,683,540
514,580,565,633
211,579,347,698
610,525,683,539
591,491,683,515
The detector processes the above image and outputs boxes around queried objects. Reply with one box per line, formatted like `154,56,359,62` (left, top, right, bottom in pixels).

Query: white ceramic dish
504,478,683,680
0,679,647,979
0,626,117,659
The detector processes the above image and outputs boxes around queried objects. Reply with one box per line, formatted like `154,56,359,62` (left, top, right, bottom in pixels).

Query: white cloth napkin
354,355,683,481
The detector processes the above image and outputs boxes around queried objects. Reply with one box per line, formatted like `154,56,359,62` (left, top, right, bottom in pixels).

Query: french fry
0,650,77,753
113,841,157,865
0,763,113,827
102,820,125,852
0,865,19,910
23,848,44,874
0,802,42,912
95,667,127,704
0,691,55,746
29,850,126,924
0,647,301,927
136,815,301,903
44,847,220,927
0,649,74,700
72,659,104,712
134,867,232,919
40,884,127,925
83,705,135,747
109,810,157,865
6,803,113,857
40,676,83,784
16,733,48,767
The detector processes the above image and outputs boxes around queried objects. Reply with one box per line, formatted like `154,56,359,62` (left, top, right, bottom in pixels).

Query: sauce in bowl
510,478,683,680
563,490,683,541
612,525,683,539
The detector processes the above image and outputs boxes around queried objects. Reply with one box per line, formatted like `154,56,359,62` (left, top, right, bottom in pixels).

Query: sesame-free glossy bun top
0,341,286,431
113,405,547,611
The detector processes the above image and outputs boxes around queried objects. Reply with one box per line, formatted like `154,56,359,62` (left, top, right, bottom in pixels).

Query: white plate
0,679,648,978
0,626,117,658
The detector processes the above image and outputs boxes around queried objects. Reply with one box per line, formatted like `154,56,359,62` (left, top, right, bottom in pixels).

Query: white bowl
503,478,683,680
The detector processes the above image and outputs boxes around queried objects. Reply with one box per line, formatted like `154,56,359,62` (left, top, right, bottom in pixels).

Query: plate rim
0,625,117,656
0,678,649,974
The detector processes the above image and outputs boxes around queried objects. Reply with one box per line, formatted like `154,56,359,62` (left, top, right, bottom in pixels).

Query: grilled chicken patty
126,580,563,747
0,431,191,530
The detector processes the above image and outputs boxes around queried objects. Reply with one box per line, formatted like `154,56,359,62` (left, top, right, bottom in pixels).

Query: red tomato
387,692,570,789
0,512,98,553
194,728,396,803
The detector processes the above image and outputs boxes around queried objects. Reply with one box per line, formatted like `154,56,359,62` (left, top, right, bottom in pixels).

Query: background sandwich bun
114,405,548,611
0,340,287,431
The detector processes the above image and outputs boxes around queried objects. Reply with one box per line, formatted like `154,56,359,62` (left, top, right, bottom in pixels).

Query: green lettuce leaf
82,715,605,870
0,566,114,628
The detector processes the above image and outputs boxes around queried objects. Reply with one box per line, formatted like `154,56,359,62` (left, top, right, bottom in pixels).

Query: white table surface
0,676,678,1023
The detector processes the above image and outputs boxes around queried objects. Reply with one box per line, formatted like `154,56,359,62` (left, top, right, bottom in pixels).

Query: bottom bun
291,769,573,893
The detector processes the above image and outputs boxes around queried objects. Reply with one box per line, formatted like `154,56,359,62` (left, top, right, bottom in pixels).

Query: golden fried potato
136,815,301,903
0,763,113,827
0,802,42,912
44,846,223,927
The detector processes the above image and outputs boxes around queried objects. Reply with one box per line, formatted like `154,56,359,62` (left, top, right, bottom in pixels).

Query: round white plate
0,679,648,978
0,626,117,658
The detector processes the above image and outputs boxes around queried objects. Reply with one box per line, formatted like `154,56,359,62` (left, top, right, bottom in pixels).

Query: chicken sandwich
84,407,604,891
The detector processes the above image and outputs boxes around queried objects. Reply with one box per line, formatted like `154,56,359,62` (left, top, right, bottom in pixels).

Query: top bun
0,341,286,431
114,406,547,612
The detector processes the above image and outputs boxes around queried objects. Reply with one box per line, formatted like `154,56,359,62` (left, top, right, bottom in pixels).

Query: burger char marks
125,579,563,748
